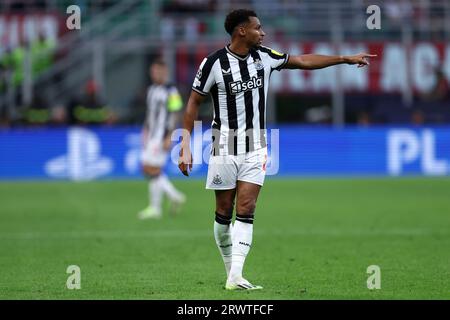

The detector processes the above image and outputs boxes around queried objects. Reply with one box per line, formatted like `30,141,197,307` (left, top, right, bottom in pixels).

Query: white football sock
214,214,233,277
149,176,163,215
229,216,254,281
159,174,184,202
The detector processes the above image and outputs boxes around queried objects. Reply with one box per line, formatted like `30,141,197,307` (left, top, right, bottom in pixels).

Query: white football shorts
206,147,268,190
141,140,168,167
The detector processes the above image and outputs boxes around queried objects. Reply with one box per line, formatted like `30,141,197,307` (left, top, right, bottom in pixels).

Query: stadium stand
0,0,449,127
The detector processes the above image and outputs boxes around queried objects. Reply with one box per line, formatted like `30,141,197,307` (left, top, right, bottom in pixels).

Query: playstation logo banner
0,126,450,179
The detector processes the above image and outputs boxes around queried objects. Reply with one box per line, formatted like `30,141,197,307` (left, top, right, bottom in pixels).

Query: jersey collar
226,45,250,61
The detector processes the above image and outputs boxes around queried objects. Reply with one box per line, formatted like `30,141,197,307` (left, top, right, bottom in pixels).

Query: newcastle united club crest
253,59,264,70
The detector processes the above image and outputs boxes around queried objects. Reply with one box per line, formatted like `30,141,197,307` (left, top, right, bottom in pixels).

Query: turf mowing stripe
0,228,447,240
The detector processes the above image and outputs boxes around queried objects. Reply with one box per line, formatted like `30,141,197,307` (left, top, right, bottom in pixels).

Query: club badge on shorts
212,174,223,185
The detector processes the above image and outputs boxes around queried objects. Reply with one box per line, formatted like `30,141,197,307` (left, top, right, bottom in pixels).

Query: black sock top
215,212,232,225
236,213,254,224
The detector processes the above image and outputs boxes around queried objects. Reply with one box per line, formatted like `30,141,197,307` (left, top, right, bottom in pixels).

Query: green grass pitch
0,178,449,299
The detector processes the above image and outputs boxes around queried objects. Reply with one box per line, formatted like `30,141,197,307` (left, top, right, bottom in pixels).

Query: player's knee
216,200,234,217
237,198,256,215
143,165,161,178
216,205,234,217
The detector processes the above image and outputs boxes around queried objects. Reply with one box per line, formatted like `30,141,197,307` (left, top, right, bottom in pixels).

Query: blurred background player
138,59,186,220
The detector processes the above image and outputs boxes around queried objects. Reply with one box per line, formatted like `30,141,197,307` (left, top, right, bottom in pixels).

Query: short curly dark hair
224,9,258,36
151,57,166,67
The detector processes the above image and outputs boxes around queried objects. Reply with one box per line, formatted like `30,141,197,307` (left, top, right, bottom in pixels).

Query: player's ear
237,25,246,36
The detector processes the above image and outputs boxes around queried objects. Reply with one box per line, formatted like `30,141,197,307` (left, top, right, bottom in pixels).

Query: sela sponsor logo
229,76,263,95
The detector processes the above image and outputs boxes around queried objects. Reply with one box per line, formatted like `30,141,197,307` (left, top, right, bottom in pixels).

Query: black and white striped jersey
192,45,289,156
145,84,183,143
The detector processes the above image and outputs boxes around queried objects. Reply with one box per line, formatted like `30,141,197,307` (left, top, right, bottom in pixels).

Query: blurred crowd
0,0,119,12
0,30,117,127
0,0,449,128
0,33,57,127
0,79,118,128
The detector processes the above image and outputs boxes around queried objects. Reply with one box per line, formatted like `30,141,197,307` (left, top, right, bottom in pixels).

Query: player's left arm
142,121,149,147
284,53,377,70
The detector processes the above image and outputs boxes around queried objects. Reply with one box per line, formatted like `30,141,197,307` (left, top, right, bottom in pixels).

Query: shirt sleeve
260,46,289,71
192,57,216,95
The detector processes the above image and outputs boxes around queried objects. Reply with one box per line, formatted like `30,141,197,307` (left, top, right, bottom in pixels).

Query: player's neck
228,41,250,57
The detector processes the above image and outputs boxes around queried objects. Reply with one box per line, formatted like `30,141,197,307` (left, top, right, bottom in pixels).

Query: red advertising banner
175,41,450,94
0,13,65,53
